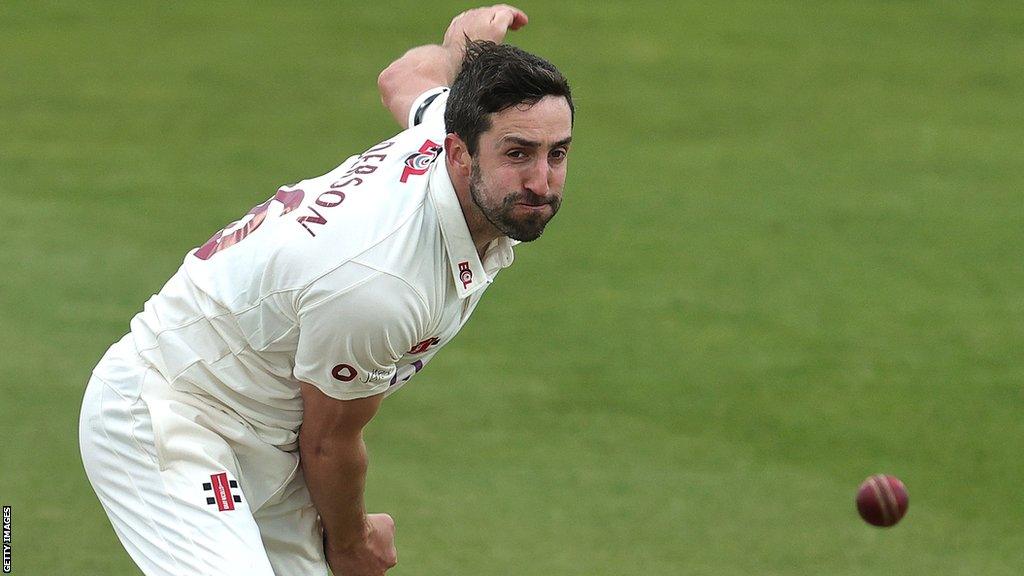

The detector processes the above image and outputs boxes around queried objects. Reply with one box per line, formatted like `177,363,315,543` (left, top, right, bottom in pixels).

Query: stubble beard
469,159,560,243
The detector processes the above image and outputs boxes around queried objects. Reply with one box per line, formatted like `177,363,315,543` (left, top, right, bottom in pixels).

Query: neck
447,157,500,258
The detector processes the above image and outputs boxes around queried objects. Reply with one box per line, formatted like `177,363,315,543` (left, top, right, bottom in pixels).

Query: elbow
298,421,328,461
377,61,402,110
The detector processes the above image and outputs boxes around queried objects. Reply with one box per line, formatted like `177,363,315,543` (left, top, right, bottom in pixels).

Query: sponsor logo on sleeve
331,364,358,382
361,368,397,384
407,337,440,355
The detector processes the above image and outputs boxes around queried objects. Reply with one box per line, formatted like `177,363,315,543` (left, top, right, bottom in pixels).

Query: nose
524,158,551,198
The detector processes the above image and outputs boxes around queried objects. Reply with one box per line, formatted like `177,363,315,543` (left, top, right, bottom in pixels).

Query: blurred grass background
1,1,1022,574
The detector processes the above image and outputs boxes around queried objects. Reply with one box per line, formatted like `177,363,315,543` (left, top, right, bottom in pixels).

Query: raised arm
377,4,529,128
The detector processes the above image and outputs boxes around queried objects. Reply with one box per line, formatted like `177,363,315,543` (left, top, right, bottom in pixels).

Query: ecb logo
400,139,443,183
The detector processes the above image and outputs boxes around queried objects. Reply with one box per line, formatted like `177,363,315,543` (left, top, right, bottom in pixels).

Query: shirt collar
428,157,516,299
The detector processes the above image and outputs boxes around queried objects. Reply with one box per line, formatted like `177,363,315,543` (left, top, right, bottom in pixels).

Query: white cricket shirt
128,88,515,448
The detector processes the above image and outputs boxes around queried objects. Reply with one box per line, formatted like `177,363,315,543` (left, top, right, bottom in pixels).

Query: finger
508,8,529,30
491,8,517,32
486,4,528,29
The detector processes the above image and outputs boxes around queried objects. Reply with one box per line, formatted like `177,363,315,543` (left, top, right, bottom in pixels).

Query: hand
442,4,529,49
326,514,398,576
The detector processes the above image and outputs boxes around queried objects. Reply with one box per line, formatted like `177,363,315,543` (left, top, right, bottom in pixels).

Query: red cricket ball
856,474,909,527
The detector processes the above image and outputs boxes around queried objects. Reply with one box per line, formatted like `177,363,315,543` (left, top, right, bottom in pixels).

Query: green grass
2,1,1022,573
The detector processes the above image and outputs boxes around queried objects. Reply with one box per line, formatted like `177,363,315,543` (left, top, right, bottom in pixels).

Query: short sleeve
293,272,427,401
407,87,450,129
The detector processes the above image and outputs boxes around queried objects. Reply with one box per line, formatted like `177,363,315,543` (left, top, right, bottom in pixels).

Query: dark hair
445,40,574,155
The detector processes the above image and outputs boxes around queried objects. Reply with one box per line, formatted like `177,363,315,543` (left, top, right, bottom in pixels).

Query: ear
444,133,472,179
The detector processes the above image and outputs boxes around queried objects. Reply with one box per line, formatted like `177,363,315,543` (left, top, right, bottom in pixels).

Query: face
467,95,573,242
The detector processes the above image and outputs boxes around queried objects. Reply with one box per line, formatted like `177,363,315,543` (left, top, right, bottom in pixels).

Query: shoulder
269,136,448,279
227,91,452,299
299,262,429,315
292,267,430,401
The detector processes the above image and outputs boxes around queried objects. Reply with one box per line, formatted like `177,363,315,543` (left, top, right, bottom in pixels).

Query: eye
507,149,527,160
549,148,568,162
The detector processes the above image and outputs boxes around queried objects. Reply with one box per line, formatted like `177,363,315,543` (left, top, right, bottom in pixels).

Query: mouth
515,202,554,214
515,194,556,207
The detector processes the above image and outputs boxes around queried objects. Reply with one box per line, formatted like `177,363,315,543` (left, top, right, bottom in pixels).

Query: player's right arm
377,4,529,128
299,384,397,576
292,272,429,575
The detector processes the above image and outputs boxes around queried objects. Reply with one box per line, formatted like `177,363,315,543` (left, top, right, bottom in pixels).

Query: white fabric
125,89,516,450
80,335,326,576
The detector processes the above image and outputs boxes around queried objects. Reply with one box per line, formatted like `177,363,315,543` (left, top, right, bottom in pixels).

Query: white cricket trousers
79,335,328,575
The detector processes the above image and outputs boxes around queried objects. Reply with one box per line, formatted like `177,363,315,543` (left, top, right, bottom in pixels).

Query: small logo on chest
458,261,474,289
